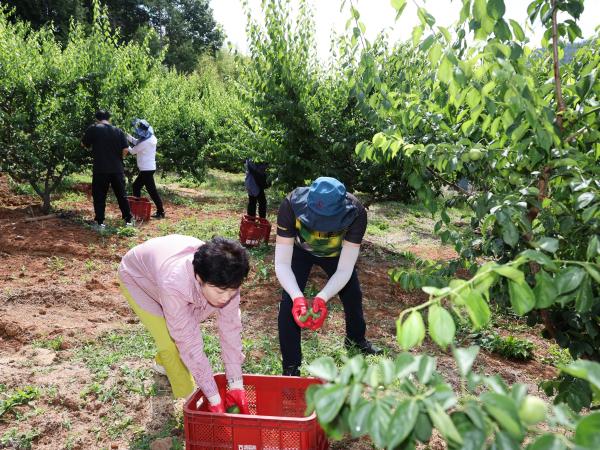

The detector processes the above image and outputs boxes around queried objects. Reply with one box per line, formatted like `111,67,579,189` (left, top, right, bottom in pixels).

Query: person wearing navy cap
125,119,165,219
274,177,382,376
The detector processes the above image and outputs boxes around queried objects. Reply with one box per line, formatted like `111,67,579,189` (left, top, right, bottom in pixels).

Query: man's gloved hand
292,297,312,328
206,398,225,413
225,389,250,414
309,296,328,330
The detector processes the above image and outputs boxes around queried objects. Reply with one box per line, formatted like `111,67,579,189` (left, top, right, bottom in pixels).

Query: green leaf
348,399,373,438
394,353,419,378
533,270,558,309
438,55,453,84
576,192,595,210
369,400,393,448
314,384,348,424
502,221,519,247
527,434,567,450
585,265,600,284
379,359,396,386
307,357,338,381
493,265,525,283
412,25,424,47
387,399,419,448
487,0,506,19
417,355,436,384
494,18,512,41
453,346,479,377
519,250,559,271
398,311,426,350
509,19,525,41
428,305,456,348
575,412,600,448
555,267,586,295
535,237,559,253
508,280,536,315
587,236,600,260
575,276,593,313
464,291,491,329
414,411,433,442
561,360,600,394
390,0,407,13
426,402,463,444
495,431,521,450
481,392,524,440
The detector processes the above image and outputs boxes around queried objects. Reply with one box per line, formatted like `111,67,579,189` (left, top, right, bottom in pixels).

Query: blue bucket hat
132,118,154,141
290,177,358,232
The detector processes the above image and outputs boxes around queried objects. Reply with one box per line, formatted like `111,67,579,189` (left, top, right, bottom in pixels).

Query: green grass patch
129,418,183,450
0,386,40,420
32,335,63,351
157,217,238,240
473,331,535,360
0,428,40,450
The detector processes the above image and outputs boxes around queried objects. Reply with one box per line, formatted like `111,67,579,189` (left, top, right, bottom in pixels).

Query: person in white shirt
126,119,165,218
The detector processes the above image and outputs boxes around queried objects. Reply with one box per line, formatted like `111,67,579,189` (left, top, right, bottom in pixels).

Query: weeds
0,386,40,419
0,428,40,449
47,256,66,272
33,335,63,351
540,344,573,367
474,331,535,360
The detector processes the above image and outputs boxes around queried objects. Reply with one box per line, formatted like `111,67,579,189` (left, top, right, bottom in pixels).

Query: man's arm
316,242,360,301
274,236,303,299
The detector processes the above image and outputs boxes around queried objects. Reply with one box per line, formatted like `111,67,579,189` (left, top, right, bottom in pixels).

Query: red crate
127,196,151,222
184,374,328,450
239,215,272,247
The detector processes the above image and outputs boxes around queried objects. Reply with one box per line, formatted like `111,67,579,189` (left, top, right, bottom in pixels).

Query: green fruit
227,405,240,414
298,313,310,323
518,395,547,425
468,148,483,161
311,310,321,319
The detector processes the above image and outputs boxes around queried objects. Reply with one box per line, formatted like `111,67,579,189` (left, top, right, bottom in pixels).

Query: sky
210,0,599,61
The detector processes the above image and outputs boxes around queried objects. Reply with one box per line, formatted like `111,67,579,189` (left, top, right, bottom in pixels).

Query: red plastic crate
239,215,272,247
184,374,328,450
127,196,151,222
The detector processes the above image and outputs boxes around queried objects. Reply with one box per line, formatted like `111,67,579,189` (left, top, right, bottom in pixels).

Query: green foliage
241,0,413,200
307,347,600,449
0,427,40,450
0,386,40,419
474,331,535,360
349,0,600,361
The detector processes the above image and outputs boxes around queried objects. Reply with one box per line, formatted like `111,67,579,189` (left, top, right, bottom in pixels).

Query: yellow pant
119,280,195,398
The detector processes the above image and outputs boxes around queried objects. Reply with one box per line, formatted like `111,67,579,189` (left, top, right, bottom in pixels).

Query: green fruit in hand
298,313,310,323
468,148,483,161
227,405,240,414
518,395,547,425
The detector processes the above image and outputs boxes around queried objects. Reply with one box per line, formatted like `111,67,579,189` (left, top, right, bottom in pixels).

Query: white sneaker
125,221,134,227
151,362,167,376
92,223,106,232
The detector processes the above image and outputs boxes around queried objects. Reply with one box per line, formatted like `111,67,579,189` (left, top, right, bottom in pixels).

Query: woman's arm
274,236,303,299
316,242,360,301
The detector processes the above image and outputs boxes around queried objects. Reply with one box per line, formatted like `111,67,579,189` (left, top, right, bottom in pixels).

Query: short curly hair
192,237,250,289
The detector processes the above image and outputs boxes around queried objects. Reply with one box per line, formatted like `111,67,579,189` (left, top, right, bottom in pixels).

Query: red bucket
239,214,271,247
127,196,151,222
184,374,328,450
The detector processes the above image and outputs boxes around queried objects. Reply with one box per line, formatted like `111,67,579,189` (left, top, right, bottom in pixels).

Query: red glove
292,297,312,328
207,398,225,413
225,389,250,414
309,297,328,330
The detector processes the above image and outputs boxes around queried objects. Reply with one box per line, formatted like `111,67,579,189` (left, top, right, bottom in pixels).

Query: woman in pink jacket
118,234,250,413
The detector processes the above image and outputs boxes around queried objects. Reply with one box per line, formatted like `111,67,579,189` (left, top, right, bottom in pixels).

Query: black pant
92,172,132,224
247,190,266,218
278,246,366,371
132,170,164,213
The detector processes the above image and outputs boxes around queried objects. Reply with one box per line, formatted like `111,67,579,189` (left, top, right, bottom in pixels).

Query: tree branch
550,0,565,130
426,167,470,196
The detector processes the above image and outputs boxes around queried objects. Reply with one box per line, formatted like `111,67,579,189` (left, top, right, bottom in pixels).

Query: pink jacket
118,234,244,398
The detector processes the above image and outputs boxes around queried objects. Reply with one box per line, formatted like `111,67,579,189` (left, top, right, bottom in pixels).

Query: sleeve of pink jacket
216,291,245,383
159,287,244,398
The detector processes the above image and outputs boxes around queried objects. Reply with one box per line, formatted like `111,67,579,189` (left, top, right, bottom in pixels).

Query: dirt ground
0,173,559,450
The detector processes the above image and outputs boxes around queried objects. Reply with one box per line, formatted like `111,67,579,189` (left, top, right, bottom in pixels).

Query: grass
0,386,40,420
0,428,40,450
46,256,67,272
74,328,157,404
157,216,239,240
540,344,573,367
474,331,535,360
32,335,64,351
129,418,183,450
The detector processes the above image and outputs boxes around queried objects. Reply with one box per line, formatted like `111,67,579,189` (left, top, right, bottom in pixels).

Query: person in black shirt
274,177,382,376
81,110,133,228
